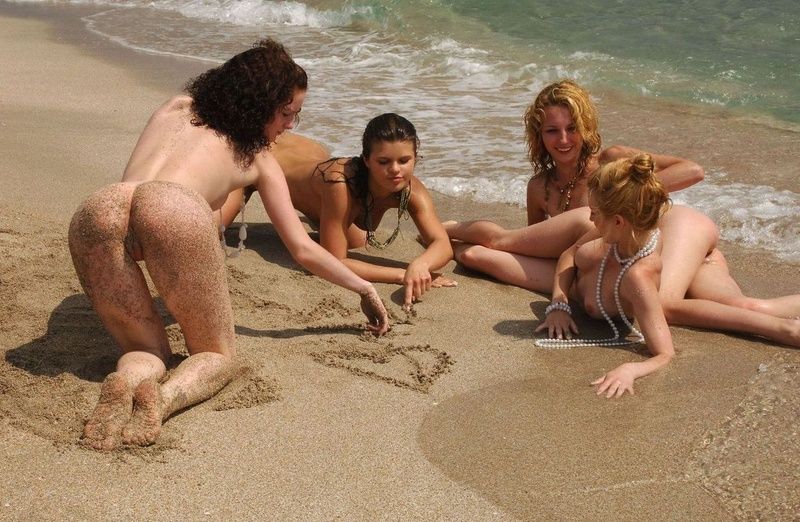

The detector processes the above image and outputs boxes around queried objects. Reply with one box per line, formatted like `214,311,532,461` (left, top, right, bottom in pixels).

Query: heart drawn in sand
311,344,453,393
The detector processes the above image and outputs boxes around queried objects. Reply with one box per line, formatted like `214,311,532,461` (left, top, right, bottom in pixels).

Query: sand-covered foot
121,379,164,447
80,372,133,451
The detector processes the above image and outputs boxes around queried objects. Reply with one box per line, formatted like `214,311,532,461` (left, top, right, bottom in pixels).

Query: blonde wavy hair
588,153,671,234
524,80,601,180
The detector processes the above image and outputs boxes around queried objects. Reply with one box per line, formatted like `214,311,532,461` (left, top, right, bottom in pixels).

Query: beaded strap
220,198,248,259
535,230,660,349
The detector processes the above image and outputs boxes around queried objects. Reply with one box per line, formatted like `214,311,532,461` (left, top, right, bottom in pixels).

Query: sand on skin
1,4,799,520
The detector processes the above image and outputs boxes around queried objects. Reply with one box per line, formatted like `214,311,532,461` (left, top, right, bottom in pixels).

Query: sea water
11,0,800,261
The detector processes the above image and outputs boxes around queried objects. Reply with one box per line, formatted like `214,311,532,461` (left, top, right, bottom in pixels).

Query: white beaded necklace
535,229,660,349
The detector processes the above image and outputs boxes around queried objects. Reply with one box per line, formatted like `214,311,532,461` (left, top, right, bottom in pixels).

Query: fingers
430,277,458,288
403,282,414,307
592,375,633,398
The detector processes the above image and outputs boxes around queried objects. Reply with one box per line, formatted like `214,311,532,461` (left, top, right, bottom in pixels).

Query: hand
359,286,390,336
534,310,578,339
402,260,433,308
430,273,457,288
591,363,636,398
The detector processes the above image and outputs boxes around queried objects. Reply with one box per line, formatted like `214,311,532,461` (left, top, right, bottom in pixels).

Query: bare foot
80,372,133,451
121,379,164,447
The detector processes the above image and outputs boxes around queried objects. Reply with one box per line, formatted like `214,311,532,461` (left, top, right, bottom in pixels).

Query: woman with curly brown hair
68,39,389,451
443,80,704,292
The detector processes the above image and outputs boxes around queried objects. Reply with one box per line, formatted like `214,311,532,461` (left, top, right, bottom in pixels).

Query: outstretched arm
599,145,704,192
319,177,455,308
255,155,389,335
592,268,674,398
402,179,455,306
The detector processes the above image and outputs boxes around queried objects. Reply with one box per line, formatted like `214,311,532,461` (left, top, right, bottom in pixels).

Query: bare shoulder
408,175,436,211
623,254,662,291
150,95,193,119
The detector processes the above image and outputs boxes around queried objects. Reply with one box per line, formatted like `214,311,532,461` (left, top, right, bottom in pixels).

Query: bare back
121,95,264,210
271,132,331,222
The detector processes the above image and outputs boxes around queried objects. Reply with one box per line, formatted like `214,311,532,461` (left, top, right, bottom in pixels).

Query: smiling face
264,88,305,142
541,104,583,170
364,140,416,198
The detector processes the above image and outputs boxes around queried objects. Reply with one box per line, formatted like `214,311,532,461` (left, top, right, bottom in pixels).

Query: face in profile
364,140,416,196
264,88,306,142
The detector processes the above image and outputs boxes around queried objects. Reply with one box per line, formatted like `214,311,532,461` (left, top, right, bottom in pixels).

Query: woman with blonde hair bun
537,154,800,398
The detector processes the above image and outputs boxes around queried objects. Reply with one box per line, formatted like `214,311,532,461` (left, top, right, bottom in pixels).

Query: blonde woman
537,155,800,398
443,80,704,292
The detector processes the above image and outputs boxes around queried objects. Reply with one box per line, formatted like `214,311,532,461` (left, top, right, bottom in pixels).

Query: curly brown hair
523,80,601,180
185,38,307,168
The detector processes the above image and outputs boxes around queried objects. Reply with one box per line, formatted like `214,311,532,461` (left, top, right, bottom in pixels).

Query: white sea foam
673,171,799,262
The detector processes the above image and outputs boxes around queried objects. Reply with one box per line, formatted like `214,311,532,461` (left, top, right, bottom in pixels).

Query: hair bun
629,153,655,181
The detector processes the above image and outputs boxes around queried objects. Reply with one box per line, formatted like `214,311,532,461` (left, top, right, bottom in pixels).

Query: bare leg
453,243,556,293
658,206,800,346
118,181,237,446
69,183,171,450
122,353,237,446
444,207,592,258
687,249,800,318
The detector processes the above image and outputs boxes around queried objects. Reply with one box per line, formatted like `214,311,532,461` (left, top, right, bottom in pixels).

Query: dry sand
1,4,799,520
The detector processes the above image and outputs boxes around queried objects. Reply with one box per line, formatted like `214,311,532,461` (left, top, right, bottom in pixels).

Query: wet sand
1,4,799,520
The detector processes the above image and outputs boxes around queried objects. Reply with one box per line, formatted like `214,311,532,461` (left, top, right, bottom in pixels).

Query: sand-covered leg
117,182,237,443
80,372,133,451
121,352,237,446
69,183,172,450
121,378,163,446
68,182,171,360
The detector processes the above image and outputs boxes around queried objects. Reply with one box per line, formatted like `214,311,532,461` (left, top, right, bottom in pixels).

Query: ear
612,214,627,229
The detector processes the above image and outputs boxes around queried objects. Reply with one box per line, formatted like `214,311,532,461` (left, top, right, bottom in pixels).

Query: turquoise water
447,0,800,125
8,0,800,261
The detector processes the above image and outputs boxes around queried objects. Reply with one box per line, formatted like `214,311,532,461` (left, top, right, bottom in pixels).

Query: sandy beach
1,4,799,520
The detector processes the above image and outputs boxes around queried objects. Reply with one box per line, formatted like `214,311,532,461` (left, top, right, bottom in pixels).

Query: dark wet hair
348,113,420,202
185,38,307,168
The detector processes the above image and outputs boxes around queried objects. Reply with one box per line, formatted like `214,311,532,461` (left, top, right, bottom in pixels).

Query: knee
726,296,767,314
454,244,483,267
659,299,680,323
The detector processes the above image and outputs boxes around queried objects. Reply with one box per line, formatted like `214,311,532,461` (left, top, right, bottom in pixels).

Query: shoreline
1,4,799,520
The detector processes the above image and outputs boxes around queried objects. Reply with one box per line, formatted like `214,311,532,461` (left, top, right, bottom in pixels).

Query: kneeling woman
221,113,455,309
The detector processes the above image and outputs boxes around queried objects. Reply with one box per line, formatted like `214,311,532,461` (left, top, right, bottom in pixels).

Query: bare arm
535,230,602,338
255,155,388,335
599,145,704,192
401,179,455,305
592,266,674,398
526,177,548,225
534,241,581,339
218,187,246,229
319,177,455,307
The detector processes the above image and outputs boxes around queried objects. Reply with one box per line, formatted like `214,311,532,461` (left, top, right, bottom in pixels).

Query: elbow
289,241,322,269
687,163,705,187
